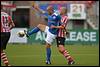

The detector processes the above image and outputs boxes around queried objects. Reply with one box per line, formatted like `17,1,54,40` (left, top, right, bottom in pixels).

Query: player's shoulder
62,15,68,19
1,11,9,16
53,10,60,16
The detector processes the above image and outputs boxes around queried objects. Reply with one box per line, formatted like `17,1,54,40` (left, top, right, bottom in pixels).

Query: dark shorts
1,32,10,50
56,37,65,47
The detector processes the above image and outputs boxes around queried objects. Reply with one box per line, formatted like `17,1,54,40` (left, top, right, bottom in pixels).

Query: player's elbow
38,24,42,27
11,22,15,28
13,23,15,27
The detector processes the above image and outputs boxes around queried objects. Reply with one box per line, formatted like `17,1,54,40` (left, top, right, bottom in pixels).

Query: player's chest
48,16,54,21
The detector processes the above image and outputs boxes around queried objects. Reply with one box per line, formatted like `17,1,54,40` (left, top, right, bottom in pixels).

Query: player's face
59,8,63,15
60,7,67,15
47,6,54,15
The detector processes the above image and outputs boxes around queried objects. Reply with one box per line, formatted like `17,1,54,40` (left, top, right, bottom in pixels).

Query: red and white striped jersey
57,15,68,37
1,12,12,32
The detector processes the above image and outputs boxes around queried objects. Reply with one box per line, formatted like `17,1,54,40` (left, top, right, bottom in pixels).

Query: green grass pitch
1,43,99,66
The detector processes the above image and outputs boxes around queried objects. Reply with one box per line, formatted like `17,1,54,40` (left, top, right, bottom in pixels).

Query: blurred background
1,1,99,66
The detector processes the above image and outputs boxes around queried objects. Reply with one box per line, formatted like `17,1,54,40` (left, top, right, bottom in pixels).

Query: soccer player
25,3,75,65
24,3,61,64
1,4,15,66
51,7,75,65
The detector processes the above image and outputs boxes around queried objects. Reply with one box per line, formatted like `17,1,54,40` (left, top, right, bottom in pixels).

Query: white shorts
44,26,56,45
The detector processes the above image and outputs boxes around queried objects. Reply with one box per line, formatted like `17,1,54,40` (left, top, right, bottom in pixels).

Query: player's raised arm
31,2,46,14
50,25,65,29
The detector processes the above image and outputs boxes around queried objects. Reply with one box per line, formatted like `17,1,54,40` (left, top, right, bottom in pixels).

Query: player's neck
1,9,6,13
61,14,66,16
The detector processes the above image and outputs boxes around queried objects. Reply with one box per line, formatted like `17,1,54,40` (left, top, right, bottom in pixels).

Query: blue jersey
47,12,61,35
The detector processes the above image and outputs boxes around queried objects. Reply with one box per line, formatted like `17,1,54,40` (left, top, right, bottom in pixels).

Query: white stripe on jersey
1,12,11,32
58,15,68,37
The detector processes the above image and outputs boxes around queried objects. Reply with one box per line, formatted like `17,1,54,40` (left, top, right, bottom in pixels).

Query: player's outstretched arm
50,25,64,29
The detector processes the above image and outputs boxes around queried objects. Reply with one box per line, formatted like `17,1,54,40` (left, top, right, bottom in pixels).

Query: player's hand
32,2,39,10
31,1,46,14
65,31,70,38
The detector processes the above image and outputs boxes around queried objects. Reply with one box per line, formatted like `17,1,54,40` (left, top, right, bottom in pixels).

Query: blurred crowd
1,1,99,28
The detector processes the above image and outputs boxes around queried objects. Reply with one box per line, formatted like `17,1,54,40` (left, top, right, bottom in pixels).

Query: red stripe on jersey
1,16,5,32
61,29,63,37
1,12,11,32
57,15,68,37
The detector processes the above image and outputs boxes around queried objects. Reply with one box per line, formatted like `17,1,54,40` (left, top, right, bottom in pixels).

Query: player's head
1,2,15,12
1,2,9,12
60,7,67,15
46,5,54,15
1,2,4,10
